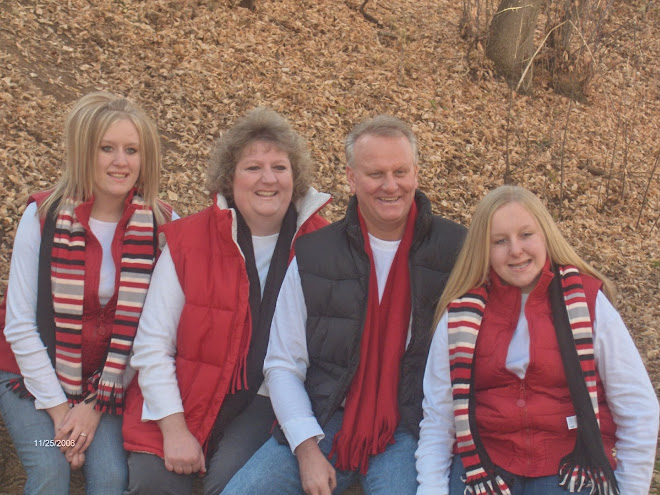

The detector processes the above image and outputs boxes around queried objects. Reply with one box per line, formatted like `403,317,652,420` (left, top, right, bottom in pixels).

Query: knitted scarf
329,201,417,474
8,194,156,415
447,264,618,495
207,203,297,454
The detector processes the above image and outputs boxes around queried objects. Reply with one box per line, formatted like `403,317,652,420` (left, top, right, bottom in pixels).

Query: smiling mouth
256,191,277,197
109,173,129,179
509,260,532,269
378,197,399,203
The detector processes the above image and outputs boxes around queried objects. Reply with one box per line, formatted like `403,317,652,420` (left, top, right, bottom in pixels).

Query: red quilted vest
472,265,617,477
122,202,327,457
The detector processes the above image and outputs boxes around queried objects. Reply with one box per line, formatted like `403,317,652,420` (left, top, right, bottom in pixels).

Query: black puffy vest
295,191,466,438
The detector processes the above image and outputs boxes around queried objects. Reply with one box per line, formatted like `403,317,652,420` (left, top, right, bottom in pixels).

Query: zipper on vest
518,380,533,468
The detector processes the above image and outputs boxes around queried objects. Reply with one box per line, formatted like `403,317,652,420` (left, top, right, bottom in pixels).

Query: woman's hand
46,402,70,432
54,398,102,459
158,413,206,475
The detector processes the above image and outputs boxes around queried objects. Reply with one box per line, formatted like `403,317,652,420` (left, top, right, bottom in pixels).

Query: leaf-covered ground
0,1,658,492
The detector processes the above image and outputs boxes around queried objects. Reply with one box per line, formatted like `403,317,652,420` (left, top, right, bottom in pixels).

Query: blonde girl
416,185,658,495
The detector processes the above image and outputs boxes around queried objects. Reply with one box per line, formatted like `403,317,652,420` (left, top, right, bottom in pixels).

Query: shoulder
296,216,348,248
28,189,54,207
160,204,230,248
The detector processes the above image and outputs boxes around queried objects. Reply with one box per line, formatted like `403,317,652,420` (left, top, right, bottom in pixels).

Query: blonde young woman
0,91,174,494
415,185,658,495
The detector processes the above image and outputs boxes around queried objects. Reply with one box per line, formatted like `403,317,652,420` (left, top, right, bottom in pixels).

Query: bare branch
636,149,660,230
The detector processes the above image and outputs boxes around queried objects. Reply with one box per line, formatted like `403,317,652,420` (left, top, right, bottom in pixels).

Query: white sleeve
263,256,324,452
593,291,659,495
416,311,454,495
130,243,186,421
4,202,67,409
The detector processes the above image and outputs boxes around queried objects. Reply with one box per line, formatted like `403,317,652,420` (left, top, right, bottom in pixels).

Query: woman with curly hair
122,107,330,495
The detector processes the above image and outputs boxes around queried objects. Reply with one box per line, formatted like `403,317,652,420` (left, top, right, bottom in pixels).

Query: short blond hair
433,185,615,329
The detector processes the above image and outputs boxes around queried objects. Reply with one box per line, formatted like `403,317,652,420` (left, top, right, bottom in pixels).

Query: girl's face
489,202,547,293
93,119,141,206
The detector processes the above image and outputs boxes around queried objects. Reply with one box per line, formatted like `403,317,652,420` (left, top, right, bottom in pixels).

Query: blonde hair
39,91,168,225
433,185,615,328
205,107,314,203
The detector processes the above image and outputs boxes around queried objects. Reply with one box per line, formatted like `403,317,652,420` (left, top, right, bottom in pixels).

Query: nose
261,166,276,183
114,150,129,165
509,239,523,256
381,173,397,192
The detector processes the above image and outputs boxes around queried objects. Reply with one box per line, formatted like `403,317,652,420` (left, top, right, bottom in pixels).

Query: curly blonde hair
205,107,314,202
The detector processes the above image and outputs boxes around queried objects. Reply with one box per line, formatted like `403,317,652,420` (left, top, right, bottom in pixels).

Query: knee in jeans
24,452,70,491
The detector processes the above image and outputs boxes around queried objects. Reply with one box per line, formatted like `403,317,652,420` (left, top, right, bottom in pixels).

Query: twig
636,149,660,230
515,20,567,92
558,98,573,220
601,109,621,210
359,0,382,28
504,87,514,184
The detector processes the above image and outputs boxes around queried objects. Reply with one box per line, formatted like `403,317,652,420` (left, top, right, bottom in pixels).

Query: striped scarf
447,265,618,495
51,195,156,414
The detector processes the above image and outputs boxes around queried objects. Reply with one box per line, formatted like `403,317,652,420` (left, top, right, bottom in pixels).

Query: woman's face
489,202,547,293
93,119,141,208
232,140,294,236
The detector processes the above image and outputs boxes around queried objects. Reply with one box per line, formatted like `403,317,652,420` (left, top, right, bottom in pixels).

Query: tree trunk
486,0,544,92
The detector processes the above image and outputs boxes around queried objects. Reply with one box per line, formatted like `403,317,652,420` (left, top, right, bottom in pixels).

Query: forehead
352,134,414,169
101,119,139,140
491,202,540,230
238,139,289,161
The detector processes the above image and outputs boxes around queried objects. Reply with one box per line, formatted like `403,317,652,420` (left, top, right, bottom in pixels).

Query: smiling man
222,115,466,495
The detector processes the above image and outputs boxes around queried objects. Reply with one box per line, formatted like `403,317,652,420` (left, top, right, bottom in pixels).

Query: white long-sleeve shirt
131,188,331,423
3,202,178,409
264,235,402,452
130,237,277,421
415,292,659,495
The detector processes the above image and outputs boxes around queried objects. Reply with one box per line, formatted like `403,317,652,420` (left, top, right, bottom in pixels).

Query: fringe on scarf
95,375,125,414
461,471,511,495
559,457,619,495
329,416,398,475
7,372,99,406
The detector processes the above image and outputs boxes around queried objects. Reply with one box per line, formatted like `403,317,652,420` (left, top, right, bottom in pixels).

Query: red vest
473,266,617,477
122,202,327,457
0,191,143,378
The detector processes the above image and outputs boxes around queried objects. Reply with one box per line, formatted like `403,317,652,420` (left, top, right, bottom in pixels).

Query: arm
129,245,205,473
415,311,455,495
130,244,185,420
593,292,659,495
4,203,67,409
264,257,333,494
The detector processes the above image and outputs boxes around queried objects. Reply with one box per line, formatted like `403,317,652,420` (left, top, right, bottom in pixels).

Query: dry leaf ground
0,1,658,493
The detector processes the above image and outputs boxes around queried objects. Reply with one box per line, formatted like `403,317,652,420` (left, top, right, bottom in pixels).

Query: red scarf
329,201,418,474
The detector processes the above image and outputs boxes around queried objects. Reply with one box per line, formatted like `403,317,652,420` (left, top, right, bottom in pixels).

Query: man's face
347,134,418,241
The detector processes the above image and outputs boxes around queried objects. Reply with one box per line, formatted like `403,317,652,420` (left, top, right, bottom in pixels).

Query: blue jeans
449,455,593,495
221,410,418,495
0,369,128,495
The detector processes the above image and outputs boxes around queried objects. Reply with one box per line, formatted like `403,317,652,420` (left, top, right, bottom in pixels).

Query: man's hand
295,438,337,495
158,413,206,475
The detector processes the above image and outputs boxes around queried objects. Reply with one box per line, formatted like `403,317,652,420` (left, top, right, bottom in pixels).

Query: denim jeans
0,369,128,495
221,409,418,495
448,455,593,495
